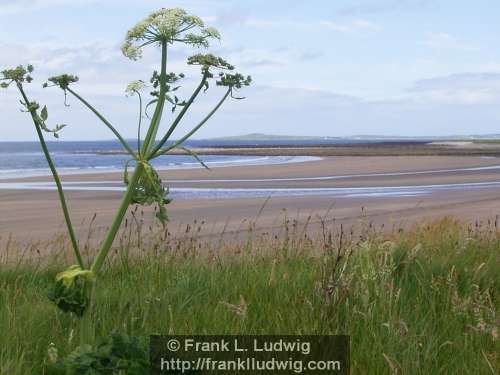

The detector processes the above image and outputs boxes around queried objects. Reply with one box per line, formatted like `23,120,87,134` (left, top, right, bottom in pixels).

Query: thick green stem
79,281,95,345
90,163,143,274
147,74,208,159
18,84,84,268
141,40,168,155
154,89,231,157
67,88,137,158
136,91,143,156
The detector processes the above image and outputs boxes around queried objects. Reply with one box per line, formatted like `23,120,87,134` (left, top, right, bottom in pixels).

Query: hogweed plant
1,6,250,363
0,66,84,268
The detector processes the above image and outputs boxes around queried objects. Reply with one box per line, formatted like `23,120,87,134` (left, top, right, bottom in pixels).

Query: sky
1,0,500,140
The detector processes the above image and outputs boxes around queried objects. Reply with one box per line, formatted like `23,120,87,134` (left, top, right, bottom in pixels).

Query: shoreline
0,155,320,181
1,155,500,248
88,141,500,157
4,141,500,181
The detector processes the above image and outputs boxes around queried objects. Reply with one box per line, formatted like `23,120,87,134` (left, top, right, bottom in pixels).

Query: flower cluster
125,80,147,96
186,54,251,95
187,53,234,74
43,74,79,106
121,8,220,60
45,74,79,90
150,71,184,96
0,65,34,88
217,73,252,89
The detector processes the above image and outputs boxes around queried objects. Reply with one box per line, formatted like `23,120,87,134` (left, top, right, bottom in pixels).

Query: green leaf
47,265,94,316
125,161,171,225
56,265,94,287
144,98,158,118
47,333,151,374
178,147,210,170
156,205,168,225
41,106,48,121
123,159,134,185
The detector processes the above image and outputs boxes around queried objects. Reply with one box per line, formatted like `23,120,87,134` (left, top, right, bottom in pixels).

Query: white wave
0,156,321,179
165,163,500,183
1,180,500,199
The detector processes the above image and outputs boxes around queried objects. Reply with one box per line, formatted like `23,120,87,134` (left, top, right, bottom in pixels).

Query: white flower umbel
121,8,220,60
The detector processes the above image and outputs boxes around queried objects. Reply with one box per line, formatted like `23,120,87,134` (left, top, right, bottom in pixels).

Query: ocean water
3,139,497,200
0,140,321,179
2,180,500,200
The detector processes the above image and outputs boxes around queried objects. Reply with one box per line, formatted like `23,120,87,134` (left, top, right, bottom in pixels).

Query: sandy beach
1,155,500,250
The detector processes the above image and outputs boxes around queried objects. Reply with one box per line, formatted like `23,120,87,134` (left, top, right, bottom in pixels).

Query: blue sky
1,0,500,140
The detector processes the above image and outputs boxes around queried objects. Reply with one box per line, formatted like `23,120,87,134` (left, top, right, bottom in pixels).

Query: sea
2,139,499,200
0,139,351,179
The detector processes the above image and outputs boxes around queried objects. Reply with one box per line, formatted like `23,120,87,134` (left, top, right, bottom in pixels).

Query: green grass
1,218,498,374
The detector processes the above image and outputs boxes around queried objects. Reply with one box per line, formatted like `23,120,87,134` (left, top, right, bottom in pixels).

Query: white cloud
320,19,382,33
409,72,500,104
245,17,382,34
0,0,225,15
4,76,500,141
339,0,433,15
351,19,383,32
0,0,99,14
420,32,478,51
0,41,121,69
2,1,499,139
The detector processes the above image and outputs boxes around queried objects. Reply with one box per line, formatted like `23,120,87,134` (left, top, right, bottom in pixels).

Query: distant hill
203,133,500,142
205,133,341,141
349,134,500,140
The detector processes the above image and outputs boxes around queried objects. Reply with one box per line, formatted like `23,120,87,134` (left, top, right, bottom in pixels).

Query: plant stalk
136,91,143,156
79,280,95,345
154,88,231,157
147,74,208,158
90,163,143,274
67,88,137,158
18,84,84,268
141,40,168,155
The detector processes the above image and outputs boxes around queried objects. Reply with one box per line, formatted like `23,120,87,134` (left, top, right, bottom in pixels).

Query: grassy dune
1,218,498,374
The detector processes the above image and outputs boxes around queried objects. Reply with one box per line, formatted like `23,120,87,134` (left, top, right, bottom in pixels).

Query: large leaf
47,265,94,316
125,161,172,225
47,333,151,374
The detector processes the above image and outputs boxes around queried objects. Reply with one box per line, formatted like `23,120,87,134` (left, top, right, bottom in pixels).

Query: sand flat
1,156,500,247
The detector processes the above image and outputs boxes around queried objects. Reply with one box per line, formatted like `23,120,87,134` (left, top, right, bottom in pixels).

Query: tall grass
1,217,498,374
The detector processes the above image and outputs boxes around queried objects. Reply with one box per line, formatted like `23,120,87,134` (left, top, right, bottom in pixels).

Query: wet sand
1,156,500,247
